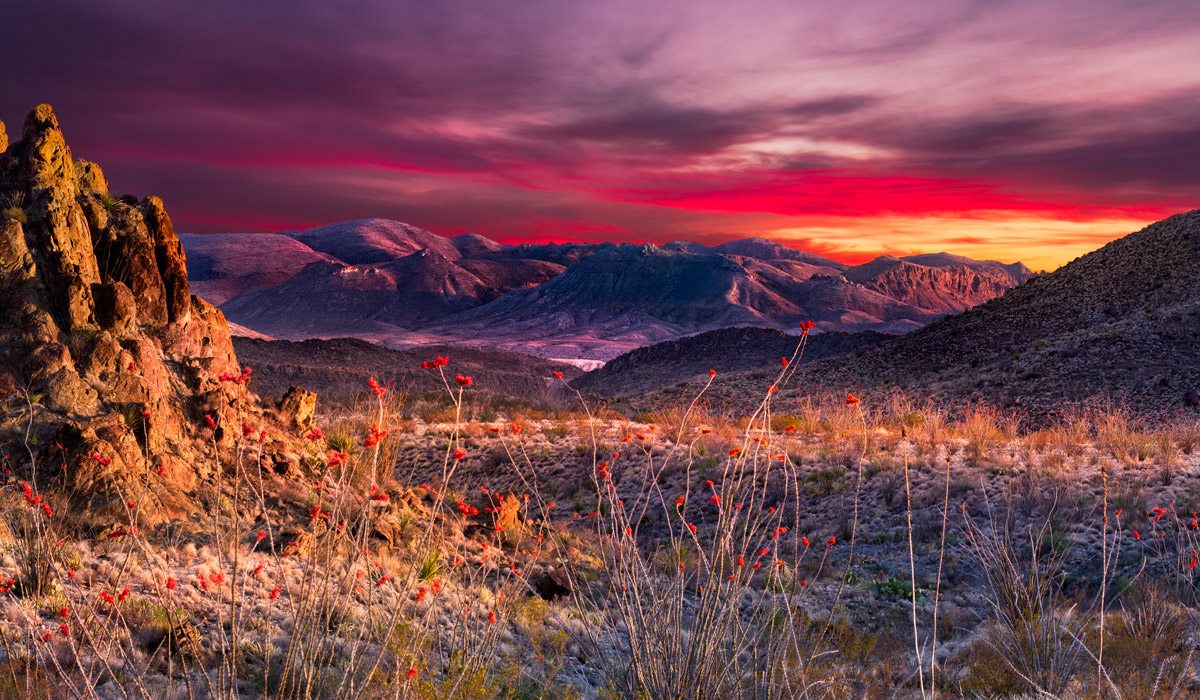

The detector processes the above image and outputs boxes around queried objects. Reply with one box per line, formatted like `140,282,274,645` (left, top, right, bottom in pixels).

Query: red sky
3,0,1197,269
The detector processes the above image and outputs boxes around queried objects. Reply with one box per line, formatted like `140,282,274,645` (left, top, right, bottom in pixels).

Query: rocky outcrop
0,104,310,526
278,386,317,430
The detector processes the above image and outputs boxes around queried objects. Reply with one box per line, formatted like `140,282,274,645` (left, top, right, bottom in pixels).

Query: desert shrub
1099,584,1197,696
1095,406,1153,465
3,192,27,224
962,509,1090,696
958,404,1006,465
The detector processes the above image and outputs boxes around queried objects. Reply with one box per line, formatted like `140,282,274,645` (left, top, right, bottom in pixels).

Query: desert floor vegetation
1,334,1198,699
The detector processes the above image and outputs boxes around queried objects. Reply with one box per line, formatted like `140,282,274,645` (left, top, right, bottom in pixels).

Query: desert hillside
614,213,1200,420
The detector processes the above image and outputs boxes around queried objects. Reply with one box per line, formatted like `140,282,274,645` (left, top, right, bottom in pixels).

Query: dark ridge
571,327,892,396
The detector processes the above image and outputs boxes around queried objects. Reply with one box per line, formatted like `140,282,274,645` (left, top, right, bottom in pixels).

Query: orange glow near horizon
10,0,1195,268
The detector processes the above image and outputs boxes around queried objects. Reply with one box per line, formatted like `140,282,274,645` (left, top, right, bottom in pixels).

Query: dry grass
1,349,1199,698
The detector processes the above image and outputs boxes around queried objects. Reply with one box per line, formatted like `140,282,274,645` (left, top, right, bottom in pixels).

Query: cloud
1,0,1197,269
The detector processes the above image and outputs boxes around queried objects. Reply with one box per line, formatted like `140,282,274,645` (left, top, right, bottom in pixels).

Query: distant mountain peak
287,218,461,264
451,232,507,256
712,237,847,269
183,217,1038,360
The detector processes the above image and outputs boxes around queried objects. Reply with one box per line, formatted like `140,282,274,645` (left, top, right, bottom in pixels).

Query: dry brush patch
1,351,1199,698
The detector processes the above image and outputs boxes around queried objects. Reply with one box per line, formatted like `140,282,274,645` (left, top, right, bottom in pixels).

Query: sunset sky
4,0,1198,269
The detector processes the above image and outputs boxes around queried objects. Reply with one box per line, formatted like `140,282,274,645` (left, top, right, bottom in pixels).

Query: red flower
118,587,131,602
59,623,69,637
827,536,837,546
455,374,474,387
256,530,267,543
675,496,685,508
801,536,810,548
687,522,697,533
306,428,325,441
59,607,69,619
92,453,112,467
204,414,217,430
710,494,721,507
846,393,860,406
326,450,349,467
488,610,497,625
780,356,789,367
269,587,280,600
166,577,177,591
453,448,467,461
768,385,778,394
365,423,387,448
368,376,388,397
799,320,815,334
728,447,741,457
406,667,418,680
552,371,563,379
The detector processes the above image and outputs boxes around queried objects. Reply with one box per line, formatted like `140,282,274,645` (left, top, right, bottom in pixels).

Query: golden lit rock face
21,104,100,330
142,194,192,324
0,104,308,524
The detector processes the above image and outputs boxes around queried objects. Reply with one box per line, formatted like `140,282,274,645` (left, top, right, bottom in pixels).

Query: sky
3,0,1198,269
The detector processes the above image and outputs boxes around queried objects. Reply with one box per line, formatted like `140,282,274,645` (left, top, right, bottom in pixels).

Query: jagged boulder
278,385,317,430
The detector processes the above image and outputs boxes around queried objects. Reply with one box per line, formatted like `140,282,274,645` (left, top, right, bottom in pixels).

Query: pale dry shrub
1095,406,1153,466
962,514,1089,697
958,405,1007,465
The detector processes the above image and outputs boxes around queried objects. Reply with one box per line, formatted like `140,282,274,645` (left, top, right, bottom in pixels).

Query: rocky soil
231,336,580,405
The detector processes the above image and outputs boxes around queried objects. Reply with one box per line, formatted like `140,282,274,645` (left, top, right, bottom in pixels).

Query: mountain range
182,219,1033,360
597,211,1200,417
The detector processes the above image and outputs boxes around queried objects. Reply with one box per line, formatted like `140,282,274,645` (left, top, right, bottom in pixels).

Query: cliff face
0,105,301,525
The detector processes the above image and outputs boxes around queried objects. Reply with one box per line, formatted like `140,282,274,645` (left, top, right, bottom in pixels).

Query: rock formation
0,104,307,526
